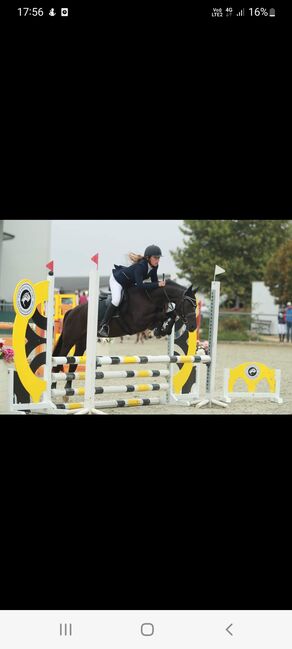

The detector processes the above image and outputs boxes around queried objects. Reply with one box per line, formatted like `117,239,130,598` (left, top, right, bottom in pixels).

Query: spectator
79,291,88,305
278,307,286,343
285,302,292,342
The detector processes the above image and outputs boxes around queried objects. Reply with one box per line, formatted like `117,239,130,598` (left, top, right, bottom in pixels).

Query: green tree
264,239,292,305
171,220,292,307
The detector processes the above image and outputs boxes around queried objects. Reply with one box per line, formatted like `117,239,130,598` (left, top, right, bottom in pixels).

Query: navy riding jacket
112,259,159,290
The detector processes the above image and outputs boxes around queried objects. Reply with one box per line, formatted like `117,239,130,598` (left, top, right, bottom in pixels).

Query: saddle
99,290,110,302
101,290,129,313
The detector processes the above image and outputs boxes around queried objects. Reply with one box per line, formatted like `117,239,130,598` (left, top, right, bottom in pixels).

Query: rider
98,245,166,336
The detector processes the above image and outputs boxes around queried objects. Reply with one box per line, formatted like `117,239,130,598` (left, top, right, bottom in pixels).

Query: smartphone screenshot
1,0,289,643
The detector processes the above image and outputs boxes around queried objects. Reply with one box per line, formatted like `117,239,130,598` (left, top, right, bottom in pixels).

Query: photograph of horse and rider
1,218,291,414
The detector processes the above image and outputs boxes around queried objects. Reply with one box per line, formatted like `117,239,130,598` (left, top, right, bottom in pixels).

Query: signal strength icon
236,8,245,15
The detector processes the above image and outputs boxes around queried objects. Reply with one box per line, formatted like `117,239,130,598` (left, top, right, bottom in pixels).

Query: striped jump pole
52,354,210,366
52,383,169,397
51,369,171,382
55,397,162,411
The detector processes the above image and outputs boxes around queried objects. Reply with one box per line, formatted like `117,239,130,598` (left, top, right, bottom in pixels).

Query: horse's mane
165,278,189,291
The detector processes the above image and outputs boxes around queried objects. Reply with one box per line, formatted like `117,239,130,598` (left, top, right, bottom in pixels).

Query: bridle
162,287,197,327
179,289,197,326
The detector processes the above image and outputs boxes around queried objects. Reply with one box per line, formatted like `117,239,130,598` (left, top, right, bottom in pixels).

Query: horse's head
177,284,198,332
160,280,198,333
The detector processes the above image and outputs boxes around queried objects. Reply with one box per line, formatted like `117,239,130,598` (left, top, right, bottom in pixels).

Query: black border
1,214,291,611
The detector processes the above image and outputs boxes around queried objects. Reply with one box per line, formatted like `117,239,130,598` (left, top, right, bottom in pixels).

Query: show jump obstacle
4,256,227,414
223,361,283,404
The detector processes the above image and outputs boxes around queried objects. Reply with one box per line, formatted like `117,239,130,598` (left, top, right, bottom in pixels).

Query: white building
0,220,52,302
251,281,278,335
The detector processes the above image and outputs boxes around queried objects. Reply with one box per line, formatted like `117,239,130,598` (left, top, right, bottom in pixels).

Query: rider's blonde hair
128,252,144,263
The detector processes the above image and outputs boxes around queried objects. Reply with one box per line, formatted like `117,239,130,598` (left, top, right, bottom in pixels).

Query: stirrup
98,323,110,336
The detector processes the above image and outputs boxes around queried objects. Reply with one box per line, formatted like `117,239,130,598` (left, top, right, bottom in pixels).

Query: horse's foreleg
154,312,176,338
163,312,177,336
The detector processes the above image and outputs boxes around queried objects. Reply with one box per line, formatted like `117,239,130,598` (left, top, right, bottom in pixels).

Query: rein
145,283,196,328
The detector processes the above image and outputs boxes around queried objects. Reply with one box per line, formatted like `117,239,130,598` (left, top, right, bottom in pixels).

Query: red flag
91,254,99,267
46,261,54,273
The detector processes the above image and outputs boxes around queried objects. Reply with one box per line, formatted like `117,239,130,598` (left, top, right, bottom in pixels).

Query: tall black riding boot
98,303,118,336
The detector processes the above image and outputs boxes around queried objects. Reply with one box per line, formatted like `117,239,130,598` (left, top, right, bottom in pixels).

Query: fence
200,311,276,342
0,303,15,320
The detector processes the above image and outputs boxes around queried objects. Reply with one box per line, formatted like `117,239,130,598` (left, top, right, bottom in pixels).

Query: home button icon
141,623,154,636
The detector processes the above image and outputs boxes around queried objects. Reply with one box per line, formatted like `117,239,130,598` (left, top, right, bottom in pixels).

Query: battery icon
269,8,275,16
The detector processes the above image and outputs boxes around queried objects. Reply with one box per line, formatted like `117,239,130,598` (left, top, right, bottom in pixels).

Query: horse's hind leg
63,336,87,401
51,334,65,390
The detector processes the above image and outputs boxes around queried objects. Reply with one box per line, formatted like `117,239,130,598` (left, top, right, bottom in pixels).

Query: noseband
162,287,197,326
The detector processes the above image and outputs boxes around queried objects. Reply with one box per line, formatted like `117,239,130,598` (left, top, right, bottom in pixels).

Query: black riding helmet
144,245,162,258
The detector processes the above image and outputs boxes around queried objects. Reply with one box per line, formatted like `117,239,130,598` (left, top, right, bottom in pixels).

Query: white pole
167,324,175,403
43,262,56,407
80,254,100,414
196,280,227,409
206,281,220,399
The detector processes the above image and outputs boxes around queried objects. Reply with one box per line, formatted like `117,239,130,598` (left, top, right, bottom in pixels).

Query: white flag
214,265,226,276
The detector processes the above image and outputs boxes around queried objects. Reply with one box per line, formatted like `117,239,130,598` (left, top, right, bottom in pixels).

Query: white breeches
110,273,124,307
278,324,286,334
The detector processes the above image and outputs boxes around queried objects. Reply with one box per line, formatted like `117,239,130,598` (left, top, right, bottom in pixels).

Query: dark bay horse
52,280,197,382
